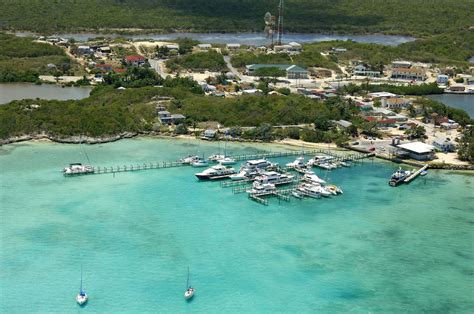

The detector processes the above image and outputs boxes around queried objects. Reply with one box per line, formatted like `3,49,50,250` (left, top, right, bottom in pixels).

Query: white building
226,43,241,50
397,142,436,161
433,137,456,152
437,74,449,84
381,97,412,109
392,61,412,68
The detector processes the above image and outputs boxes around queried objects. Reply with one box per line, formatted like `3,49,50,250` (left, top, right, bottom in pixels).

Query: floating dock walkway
80,149,373,176
404,164,429,183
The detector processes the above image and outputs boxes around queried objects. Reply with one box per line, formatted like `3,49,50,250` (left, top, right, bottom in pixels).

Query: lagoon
0,83,92,104
0,138,473,312
15,32,416,46
427,94,474,117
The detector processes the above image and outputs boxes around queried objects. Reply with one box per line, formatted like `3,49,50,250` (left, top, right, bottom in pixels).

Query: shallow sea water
0,138,473,313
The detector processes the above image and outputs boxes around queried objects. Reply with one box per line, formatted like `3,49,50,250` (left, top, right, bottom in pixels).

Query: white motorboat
240,159,277,172
180,155,199,164
195,165,236,180
75,266,88,306
217,156,236,165
63,163,94,176
340,161,351,167
286,156,305,169
253,171,294,185
326,184,343,194
389,167,412,186
292,191,304,199
296,183,321,198
307,155,334,166
303,173,326,184
248,182,276,194
208,154,225,162
184,267,195,300
229,170,250,181
191,158,209,167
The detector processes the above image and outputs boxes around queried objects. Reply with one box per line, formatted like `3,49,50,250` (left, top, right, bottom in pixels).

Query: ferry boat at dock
63,163,94,176
195,165,237,180
389,167,412,187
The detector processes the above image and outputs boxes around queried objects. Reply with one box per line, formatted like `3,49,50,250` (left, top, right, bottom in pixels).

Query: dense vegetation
306,30,474,66
166,51,227,72
0,33,77,82
341,83,444,96
1,0,473,36
0,87,161,138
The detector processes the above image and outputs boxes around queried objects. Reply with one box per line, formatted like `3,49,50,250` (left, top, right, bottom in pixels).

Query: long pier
404,164,429,183
78,149,372,176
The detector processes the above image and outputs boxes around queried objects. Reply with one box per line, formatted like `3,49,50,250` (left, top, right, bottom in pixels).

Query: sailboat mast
186,267,190,288
80,264,83,291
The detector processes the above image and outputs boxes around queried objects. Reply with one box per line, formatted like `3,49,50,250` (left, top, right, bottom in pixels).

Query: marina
1,138,473,312
69,149,373,176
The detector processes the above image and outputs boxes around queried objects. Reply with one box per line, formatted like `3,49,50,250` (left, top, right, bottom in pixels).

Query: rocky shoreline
0,132,139,146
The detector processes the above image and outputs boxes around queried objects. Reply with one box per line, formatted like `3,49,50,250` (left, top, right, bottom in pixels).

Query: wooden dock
404,164,429,183
68,149,372,177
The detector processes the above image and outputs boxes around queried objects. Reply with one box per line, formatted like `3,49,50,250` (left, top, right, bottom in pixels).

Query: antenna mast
277,0,284,45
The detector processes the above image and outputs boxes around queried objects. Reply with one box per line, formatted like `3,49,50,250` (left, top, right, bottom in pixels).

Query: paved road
223,56,245,81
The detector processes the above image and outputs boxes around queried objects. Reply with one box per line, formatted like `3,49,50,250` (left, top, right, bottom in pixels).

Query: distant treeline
1,0,473,36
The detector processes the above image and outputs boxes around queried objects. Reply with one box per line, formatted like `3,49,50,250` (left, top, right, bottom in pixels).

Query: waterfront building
433,137,456,152
158,110,186,125
397,142,436,161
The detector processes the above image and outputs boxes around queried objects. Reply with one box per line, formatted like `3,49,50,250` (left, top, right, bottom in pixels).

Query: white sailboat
75,265,88,305
184,267,195,300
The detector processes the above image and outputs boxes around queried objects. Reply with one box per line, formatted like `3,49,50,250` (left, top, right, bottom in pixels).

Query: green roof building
245,64,308,79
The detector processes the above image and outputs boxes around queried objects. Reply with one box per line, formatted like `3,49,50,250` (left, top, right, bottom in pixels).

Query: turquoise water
1,138,473,312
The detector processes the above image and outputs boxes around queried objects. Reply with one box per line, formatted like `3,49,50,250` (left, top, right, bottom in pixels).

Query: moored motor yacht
253,171,294,185
326,184,343,194
191,158,209,167
195,165,236,180
248,182,276,194
180,155,199,164
296,183,322,198
286,156,305,169
63,163,94,176
240,159,277,172
303,173,326,184
208,154,225,162
216,156,236,165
